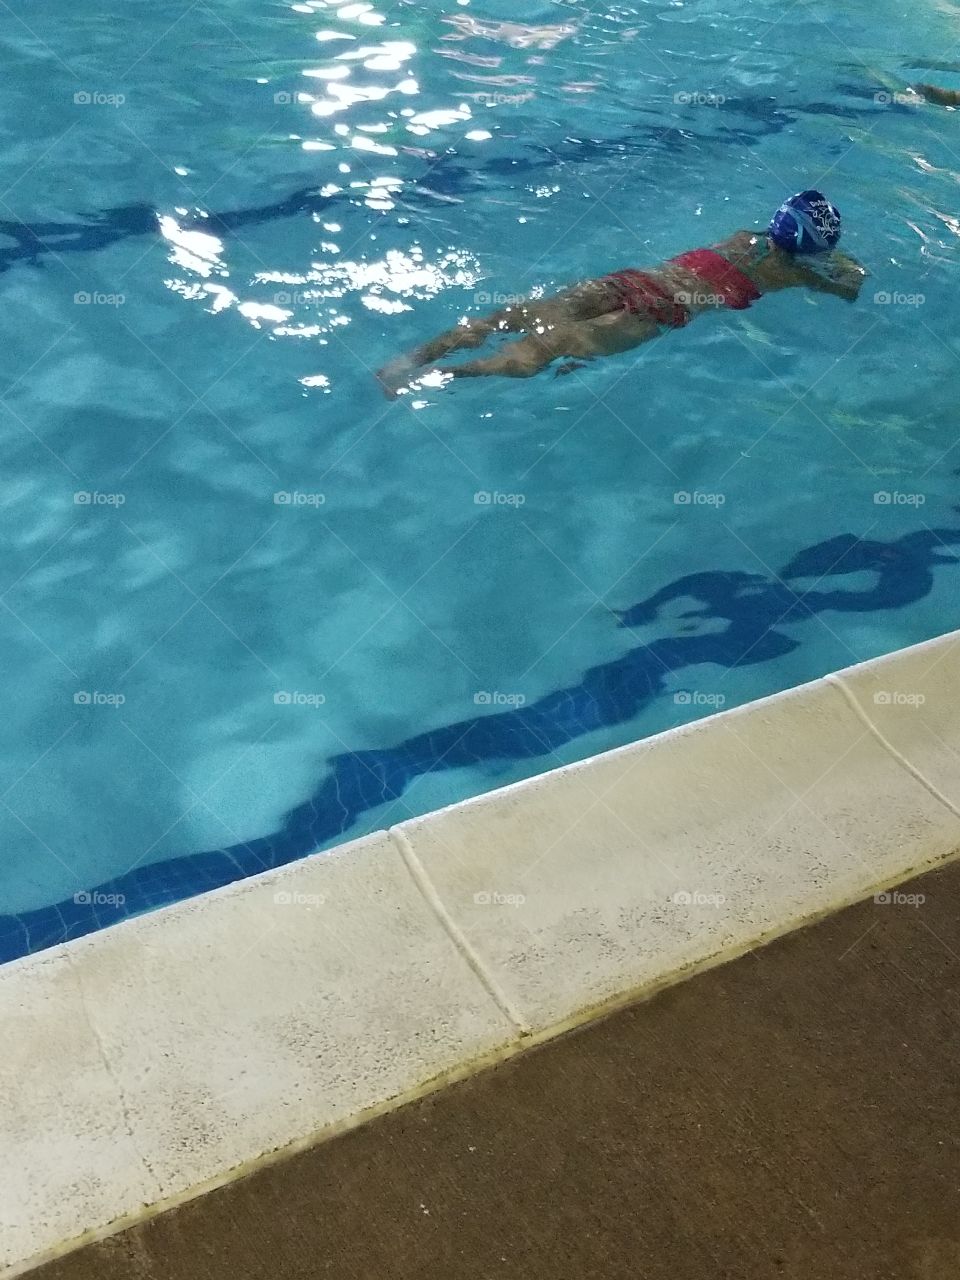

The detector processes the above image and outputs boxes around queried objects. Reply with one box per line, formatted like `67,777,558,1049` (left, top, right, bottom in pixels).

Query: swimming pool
1,0,959,960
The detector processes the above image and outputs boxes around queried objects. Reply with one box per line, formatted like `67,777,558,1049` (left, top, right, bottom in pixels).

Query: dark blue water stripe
2,521,957,964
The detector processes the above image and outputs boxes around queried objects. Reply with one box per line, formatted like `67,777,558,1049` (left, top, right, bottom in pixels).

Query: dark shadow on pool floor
2,519,958,963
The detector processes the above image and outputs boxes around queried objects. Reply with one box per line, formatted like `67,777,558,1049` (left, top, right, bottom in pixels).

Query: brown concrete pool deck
34,856,960,1280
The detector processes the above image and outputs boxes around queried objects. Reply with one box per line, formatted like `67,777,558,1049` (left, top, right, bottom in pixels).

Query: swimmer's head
768,190,841,253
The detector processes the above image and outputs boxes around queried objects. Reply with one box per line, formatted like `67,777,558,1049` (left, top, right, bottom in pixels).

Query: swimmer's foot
415,365,455,390
376,357,420,400
379,360,457,397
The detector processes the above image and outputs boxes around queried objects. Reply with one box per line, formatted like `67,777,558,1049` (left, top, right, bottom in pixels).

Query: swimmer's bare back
376,226,865,397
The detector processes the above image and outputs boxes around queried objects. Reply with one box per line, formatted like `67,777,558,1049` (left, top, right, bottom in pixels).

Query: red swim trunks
603,269,690,328
669,248,762,310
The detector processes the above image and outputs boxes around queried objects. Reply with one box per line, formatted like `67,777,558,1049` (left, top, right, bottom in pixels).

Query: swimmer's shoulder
710,230,775,274
717,232,806,291
713,230,759,256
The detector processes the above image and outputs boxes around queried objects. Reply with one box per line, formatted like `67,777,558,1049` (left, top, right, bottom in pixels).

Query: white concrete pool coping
3,630,960,1276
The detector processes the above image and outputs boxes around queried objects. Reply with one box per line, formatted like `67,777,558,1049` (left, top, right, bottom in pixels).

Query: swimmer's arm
790,252,866,302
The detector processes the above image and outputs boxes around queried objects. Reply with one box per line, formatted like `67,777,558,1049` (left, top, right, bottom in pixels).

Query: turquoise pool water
2,0,960,957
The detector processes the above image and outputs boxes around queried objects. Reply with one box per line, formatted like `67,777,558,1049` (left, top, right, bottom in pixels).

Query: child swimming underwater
377,190,866,396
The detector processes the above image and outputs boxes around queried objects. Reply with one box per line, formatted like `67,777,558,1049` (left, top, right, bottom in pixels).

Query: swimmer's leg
411,306,535,361
914,82,960,106
442,310,659,381
376,282,616,396
412,291,610,363
377,306,537,397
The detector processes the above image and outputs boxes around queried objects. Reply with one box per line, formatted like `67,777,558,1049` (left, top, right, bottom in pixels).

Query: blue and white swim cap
768,189,841,253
